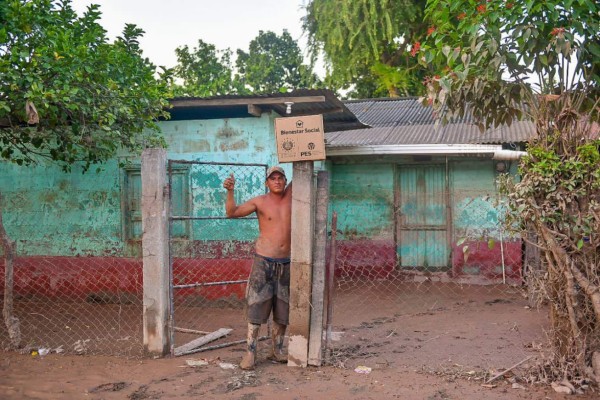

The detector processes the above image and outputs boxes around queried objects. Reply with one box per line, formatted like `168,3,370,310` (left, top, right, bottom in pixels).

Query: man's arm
223,174,258,218
284,181,292,197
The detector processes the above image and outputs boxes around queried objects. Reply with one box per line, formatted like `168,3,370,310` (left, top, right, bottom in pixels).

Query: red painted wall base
0,239,522,300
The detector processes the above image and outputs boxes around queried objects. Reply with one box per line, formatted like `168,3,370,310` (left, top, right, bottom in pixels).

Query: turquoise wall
328,159,508,242
0,114,283,256
0,161,123,256
451,159,502,238
160,115,286,244
161,115,281,167
329,163,395,240
1,114,512,261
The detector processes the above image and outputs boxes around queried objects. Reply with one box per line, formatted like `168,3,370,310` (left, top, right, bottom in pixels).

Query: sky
70,0,311,70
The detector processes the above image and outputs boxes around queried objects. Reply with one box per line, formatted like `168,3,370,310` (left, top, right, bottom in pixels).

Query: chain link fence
323,177,538,371
0,161,269,358
2,164,541,371
168,161,268,356
0,256,144,356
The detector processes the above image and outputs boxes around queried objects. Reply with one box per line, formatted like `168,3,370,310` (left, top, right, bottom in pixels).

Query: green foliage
424,0,600,382
497,95,600,381
171,40,244,96
508,137,600,248
0,0,170,172
343,71,390,99
235,30,321,94
420,0,599,129
303,0,428,98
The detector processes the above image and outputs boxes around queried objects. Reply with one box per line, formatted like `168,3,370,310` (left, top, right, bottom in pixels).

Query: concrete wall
0,114,283,299
0,160,124,256
450,159,521,281
328,158,522,283
0,115,281,253
329,163,396,279
162,115,282,166
0,117,523,300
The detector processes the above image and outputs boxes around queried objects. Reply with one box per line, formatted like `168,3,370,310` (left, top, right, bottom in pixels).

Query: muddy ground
2,287,598,399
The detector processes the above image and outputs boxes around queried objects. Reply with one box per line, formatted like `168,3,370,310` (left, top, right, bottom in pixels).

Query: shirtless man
223,166,292,370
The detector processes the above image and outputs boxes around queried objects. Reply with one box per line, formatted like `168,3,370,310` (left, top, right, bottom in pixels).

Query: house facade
0,92,532,304
0,90,359,302
324,97,533,284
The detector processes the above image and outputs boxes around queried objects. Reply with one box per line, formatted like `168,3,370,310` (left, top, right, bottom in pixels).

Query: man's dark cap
266,166,286,179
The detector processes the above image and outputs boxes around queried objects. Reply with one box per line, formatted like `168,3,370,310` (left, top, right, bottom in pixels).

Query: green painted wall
0,114,283,256
329,163,395,240
0,161,123,256
451,159,503,239
1,112,513,261
329,158,509,243
161,115,281,166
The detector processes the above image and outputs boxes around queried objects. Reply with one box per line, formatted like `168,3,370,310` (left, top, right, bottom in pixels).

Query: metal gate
166,160,267,356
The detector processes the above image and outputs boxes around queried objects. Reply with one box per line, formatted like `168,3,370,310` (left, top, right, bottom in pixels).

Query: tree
171,40,243,97
303,0,429,98
0,0,170,173
0,0,170,349
235,30,321,94
421,0,600,385
420,0,598,129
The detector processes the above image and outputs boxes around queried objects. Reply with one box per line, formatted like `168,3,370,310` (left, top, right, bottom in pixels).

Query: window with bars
122,164,191,241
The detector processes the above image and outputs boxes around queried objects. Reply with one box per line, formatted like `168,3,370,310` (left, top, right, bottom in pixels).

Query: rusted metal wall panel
397,165,448,268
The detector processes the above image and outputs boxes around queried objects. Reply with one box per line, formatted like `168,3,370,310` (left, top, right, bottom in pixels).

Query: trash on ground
551,380,574,394
322,331,344,341
186,359,209,367
219,362,237,370
38,348,50,356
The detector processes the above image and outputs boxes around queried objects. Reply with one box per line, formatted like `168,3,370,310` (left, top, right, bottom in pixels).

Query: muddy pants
246,254,290,326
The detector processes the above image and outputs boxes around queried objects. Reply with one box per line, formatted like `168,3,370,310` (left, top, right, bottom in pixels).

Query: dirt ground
2,288,598,400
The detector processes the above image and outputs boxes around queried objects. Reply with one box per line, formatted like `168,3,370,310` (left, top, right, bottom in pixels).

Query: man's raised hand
223,173,235,191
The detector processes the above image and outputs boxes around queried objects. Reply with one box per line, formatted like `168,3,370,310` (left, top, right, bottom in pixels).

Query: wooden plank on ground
174,328,232,356
174,327,209,335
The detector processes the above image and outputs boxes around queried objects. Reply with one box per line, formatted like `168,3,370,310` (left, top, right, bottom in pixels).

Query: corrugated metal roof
346,98,434,126
328,97,535,146
168,89,368,132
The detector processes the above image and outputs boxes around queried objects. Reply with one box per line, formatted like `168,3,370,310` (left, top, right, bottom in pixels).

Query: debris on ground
88,381,130,393
354,366,372,374
226,371,260,392
219,362,237,370
551,380,575,394
185,359,209,367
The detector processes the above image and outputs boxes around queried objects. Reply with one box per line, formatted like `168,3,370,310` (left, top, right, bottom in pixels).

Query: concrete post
141,148,170,356
308,170,329,366
288,161,314,367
